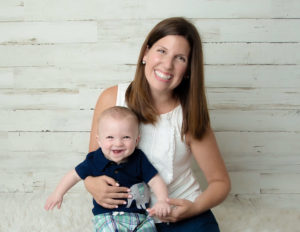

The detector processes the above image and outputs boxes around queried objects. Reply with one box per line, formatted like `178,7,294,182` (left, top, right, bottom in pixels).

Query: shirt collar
94,148,114,171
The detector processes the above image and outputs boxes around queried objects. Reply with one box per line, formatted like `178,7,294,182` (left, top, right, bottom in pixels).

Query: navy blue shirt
75,148,158,215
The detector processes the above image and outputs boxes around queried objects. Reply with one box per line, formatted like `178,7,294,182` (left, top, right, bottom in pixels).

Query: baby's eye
106,136,113,139
123,136,131,139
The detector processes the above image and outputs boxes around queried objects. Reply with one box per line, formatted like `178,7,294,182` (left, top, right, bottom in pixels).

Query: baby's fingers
57,201,62,209
146,208,155,217
161,208,169,217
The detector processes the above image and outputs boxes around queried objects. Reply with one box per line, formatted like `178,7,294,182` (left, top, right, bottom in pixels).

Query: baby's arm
147,174,171,217
44,169,81,210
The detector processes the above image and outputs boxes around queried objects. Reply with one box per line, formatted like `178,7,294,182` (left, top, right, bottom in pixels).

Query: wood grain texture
0,0,299,215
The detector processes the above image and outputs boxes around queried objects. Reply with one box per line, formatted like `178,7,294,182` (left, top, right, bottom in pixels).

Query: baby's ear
96,135,101,147
136,135,140,145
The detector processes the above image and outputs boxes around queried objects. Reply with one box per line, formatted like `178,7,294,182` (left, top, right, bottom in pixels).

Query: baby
44,106,170,231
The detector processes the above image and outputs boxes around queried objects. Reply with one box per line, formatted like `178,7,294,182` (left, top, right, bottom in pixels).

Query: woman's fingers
94,185,130,207
102,175,119,186
85,175,131,208
107,185,130,194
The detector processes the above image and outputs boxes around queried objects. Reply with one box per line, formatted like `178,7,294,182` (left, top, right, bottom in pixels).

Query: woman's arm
84,85,130,209
159,127,231,222
44,170,81,210
188,127,231,213
88,85,117,152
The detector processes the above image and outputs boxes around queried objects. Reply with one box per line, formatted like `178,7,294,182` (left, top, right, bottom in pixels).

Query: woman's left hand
148,198,196,223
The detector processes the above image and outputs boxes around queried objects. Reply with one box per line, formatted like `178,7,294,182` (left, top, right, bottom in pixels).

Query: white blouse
116,82,201,207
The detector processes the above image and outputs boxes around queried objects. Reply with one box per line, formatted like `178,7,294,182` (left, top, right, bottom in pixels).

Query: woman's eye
157,49,166,54
178,56,186,62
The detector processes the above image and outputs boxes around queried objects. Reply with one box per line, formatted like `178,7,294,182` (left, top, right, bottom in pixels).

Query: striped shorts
93,212,157,232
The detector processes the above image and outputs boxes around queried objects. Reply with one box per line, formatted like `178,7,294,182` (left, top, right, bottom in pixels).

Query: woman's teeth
155,70,172,80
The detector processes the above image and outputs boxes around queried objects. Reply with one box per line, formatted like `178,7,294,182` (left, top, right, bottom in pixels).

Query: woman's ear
143,46,149,63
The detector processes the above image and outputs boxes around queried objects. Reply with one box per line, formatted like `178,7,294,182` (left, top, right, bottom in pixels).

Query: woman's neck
151,91,179,114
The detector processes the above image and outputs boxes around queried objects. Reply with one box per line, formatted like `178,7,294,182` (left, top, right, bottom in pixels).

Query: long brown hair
126,17,210,140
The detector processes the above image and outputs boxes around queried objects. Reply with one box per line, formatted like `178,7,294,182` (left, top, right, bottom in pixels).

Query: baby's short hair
98,106,139,126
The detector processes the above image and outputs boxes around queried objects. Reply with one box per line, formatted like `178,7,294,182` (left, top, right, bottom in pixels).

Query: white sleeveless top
116,83,201,207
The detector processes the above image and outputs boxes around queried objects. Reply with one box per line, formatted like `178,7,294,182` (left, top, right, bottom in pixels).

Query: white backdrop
0,0,300,231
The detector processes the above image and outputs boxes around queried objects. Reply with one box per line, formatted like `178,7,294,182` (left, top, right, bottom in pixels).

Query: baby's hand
150,200,171,217
44,192,63,211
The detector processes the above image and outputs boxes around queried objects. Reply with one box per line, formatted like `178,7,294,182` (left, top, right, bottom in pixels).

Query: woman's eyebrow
155,45,188,57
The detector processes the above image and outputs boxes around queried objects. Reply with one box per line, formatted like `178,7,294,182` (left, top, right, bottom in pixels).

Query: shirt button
114,170,119,174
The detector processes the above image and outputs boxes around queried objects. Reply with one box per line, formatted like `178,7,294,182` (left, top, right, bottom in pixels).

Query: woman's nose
163,56,174,70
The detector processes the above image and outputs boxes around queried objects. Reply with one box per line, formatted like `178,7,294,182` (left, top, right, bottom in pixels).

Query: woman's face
143,35,190,96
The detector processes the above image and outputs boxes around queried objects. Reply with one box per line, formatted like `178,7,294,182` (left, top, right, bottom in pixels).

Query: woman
85,17,230,231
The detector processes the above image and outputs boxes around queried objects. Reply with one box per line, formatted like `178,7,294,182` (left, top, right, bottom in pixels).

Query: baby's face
97,116,139,164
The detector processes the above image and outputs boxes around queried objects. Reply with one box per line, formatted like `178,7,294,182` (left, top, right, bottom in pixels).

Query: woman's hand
149,198,196,223
84,175,130,209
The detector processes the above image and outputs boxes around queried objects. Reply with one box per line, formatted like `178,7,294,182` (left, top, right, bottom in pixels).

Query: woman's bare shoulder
100,85,117,102
96,85,118,110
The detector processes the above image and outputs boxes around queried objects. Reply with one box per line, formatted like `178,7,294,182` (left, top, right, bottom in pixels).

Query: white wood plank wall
0,0,300,227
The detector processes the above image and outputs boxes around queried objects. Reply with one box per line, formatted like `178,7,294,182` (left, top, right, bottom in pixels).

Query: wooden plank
260,173,300,194
0,170,86,193
224,153,300,172
0,110,92,131
98,19,300,43
0,151,84,170
0,88,80,110
215,131,300,156
204,43,300,65
0,151,86,193
207,87,300,110
25,0,271,20
229,172,260,194
0,68,14,88
13,66,134,89
0,132,8,152
272,0,300,18
205,65,300,88
0,1,24,21
220,193,300,210
0,43,140,67
0,132,90,153
210,110,300,132
0,43,298,67
194,19,300,43
24,0,299,20
252,194,300,209
0,21,97,44
0,88,101,110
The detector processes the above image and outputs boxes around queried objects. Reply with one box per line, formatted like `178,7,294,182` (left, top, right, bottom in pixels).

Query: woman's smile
154,70,173,81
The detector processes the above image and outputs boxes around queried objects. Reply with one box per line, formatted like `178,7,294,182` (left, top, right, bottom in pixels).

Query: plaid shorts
93,212,157,232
